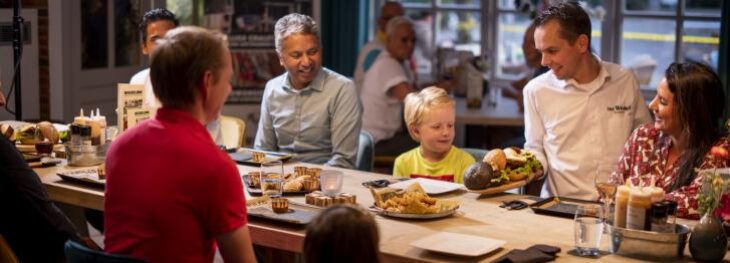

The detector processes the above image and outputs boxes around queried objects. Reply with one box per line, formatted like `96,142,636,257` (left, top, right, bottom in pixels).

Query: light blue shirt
254,68,362,168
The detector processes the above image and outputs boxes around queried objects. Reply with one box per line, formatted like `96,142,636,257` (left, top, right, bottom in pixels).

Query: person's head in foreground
149,26,232,124
304,204,380,263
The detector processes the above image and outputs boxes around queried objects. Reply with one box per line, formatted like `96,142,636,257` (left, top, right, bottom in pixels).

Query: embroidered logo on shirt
607,105,631,113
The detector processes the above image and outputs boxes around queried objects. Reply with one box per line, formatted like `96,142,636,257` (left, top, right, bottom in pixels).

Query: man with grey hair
353,1,405,92
361,16,418,150
255,13,362,169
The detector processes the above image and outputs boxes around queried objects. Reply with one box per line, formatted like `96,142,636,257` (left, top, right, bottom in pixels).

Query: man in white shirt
130,8,224,144
524,2,652,199
353,1,404,93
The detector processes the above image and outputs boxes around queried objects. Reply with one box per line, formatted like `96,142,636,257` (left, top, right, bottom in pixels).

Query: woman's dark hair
304,204,380,263
668,62,726,191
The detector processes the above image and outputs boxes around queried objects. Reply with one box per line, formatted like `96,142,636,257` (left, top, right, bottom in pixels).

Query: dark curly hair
139,8,179,47
534,1,591,47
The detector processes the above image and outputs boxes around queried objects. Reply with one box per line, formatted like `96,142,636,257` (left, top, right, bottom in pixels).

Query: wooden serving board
467,179,527,195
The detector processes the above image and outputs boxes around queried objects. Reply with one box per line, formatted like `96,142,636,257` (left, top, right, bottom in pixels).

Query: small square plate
410,232,505,257
388,178,464,195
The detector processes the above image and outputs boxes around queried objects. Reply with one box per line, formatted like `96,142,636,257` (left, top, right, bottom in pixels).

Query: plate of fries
370,182,460,219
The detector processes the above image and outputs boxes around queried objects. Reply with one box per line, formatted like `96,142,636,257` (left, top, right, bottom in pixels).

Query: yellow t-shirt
393,146,476,184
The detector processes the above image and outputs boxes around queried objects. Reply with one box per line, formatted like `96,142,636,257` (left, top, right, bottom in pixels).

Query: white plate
374,205,459,219
388,178,465,195
410,232,505,257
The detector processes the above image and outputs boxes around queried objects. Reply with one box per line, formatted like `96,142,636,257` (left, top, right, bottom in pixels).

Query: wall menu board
215,0,312,104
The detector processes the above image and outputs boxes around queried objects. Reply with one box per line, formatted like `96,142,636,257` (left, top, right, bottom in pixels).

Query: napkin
491,244,561,263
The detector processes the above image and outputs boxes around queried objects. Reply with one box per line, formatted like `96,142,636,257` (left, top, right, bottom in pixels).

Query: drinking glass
574,204,604,257
594,163,617,225
261,160,283,197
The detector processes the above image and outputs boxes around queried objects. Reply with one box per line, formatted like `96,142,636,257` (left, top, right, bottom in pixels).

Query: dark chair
356,131,375,172
462,148,488,162
64,240,145,263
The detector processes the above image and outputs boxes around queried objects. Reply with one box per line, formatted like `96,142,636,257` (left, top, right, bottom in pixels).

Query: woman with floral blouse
612,62,729,219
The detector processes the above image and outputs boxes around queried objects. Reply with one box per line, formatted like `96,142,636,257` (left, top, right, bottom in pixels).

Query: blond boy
393,87,475,183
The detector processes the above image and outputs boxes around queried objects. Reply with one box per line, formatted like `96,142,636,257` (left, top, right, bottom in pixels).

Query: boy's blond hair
403,87,454,141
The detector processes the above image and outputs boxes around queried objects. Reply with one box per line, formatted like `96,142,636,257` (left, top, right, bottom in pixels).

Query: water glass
261,160,283,197
574,204,604,257
320,170,343,196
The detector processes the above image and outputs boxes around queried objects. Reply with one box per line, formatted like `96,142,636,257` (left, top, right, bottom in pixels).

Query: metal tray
57,169,105,188
247,200,321,226
529,196,601,218
373,206,460,220
229,148,292,166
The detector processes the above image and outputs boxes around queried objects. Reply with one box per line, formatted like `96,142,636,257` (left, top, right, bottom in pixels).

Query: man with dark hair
130,8,179,110
105,26,256,262
523,1,651,199
130,8,225,145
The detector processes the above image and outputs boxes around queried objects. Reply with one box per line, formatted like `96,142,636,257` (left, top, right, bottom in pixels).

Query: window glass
407,10,435,77
82,0,109,69
621,18,676,89
625,0,676,12
496,13,532,78
438,0,479,8
435,11,481,55
114,0,142,67
685,0,721,16
682,20,720,71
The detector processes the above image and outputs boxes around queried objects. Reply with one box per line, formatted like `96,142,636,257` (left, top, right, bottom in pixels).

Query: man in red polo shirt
104,26,256,262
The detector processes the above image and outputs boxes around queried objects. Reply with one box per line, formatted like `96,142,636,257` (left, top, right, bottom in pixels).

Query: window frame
374,0,722,90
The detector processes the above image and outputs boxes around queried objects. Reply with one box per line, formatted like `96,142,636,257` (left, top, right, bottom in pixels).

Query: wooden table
453,96,523,147
36,162,716,262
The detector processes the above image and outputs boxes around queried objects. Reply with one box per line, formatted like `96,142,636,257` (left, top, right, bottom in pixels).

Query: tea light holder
320,170,343,196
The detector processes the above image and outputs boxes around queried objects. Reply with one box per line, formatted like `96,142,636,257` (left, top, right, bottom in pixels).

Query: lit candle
321,171,343,196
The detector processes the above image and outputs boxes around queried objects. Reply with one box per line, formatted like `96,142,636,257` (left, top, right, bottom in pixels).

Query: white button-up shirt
523,59,652,200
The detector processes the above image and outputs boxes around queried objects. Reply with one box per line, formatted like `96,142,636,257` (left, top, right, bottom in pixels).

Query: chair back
462,148,488,162
64,240,145,263
0,234,19,263
356,131,375,172
220,115,246,149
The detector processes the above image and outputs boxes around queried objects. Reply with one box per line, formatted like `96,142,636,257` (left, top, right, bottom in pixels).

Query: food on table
305,191,356,207
370,183,459,215
283,180,303,192
484,149,507,171
1,123,14,140
464,147,543,190
246,166,322,193
97,163,106,180
464,161,497,190
271,198,289,213
16,122,60,145
502,147,542,182
248,171,261,187
251,151,266,163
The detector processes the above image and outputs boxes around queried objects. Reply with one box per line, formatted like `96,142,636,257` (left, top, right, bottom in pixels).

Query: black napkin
491,245,561,263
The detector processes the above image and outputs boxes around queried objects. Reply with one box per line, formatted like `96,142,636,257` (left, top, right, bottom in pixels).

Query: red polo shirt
104,108,247,262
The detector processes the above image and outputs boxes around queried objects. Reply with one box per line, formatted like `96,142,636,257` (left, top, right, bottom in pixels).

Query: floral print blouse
612,123,730,220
